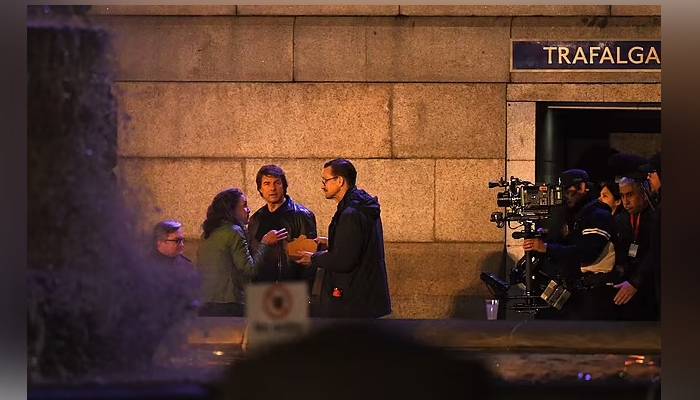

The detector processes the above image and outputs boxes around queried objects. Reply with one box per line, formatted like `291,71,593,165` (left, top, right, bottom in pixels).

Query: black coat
248,196,317,283
311,187,391,318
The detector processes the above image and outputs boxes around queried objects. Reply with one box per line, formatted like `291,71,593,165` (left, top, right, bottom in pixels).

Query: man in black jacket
297,159,391,318
524,169,616,320
612,176,657,320
248,165,318,287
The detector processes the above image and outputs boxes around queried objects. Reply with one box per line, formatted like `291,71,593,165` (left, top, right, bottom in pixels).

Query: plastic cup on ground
485,299,499,320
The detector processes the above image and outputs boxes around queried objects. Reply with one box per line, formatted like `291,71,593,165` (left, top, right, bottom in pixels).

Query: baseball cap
639,152,661,174
559,169,589,188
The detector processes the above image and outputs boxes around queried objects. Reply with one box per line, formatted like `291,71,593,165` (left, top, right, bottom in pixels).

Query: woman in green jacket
197,188,287,316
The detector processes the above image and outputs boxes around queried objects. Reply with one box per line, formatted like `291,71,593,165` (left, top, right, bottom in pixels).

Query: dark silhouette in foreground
215,323,493,400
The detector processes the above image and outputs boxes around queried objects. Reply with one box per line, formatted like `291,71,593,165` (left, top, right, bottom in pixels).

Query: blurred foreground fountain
27,6,197,382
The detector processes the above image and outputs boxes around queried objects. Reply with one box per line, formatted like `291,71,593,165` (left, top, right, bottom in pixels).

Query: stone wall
90,5,661,318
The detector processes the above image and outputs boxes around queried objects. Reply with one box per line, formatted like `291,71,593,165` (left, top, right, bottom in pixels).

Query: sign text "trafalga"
512,41,661,70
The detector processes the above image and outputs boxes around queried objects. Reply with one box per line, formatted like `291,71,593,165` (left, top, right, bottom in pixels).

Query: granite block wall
97,5,661,318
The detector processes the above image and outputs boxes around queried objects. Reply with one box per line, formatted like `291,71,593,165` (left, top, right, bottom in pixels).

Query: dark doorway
535,103,661,186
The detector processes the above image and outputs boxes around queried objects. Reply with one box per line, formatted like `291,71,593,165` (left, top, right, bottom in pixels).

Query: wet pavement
29,319,661,399
153,343,660,385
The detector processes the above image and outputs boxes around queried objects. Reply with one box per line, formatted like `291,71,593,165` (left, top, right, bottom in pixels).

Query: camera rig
482,176,564,315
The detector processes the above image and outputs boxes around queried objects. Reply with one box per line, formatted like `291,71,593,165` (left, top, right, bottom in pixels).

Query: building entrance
536,103,661,186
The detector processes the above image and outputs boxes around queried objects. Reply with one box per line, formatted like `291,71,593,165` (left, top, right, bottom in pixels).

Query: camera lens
496,192,512,208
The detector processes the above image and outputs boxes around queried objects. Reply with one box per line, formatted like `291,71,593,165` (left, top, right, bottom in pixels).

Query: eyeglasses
321,176,339,186
164,238,185,245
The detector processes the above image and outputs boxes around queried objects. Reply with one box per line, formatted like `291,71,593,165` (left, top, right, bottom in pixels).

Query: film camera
481,176,567,315
489,177,563,226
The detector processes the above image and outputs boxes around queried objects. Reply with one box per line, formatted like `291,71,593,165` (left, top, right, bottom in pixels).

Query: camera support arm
518,221,537,300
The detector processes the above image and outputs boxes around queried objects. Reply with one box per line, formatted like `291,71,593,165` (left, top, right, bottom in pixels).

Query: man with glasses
297,159,391,318
152,219,195,269
150,219,200,311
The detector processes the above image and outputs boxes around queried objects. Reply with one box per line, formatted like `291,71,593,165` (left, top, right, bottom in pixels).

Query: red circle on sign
262,284,293,320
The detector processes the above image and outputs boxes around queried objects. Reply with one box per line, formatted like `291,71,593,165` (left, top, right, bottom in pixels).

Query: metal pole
524,221,533,305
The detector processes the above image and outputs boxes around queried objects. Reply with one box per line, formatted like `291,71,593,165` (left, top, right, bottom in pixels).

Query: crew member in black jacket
524,169,616,320
297,159,391,318
247,165,318,287
612,176,657,320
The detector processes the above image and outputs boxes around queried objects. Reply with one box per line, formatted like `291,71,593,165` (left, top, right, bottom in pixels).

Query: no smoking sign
262,284,293,320
246,282,310,349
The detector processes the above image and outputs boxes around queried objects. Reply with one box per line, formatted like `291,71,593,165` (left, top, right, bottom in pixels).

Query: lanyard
630,213,641,241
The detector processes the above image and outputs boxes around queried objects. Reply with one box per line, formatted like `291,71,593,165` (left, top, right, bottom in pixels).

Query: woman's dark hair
255,164,288,195
324,158,357,187
202,188,244,239
600,180,621,200
600,180,623,214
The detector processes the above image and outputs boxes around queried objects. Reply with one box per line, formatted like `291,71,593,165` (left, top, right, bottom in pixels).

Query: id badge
628,243,639,258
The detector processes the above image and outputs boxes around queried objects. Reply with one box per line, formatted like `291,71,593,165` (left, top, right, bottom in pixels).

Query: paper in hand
286,235,318,256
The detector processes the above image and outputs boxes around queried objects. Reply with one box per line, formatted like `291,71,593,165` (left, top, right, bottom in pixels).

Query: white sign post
245,282,310,350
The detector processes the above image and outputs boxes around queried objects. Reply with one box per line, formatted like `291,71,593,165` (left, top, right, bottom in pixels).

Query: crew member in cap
523,169,616,320
640,152,661,206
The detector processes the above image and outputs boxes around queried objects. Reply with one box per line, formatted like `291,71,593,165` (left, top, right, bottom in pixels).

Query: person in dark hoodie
523,169,616,320
297,159,391,318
